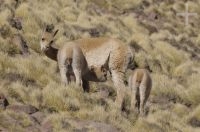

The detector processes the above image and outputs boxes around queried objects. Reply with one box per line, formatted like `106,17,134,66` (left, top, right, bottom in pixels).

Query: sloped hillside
0,0,200,131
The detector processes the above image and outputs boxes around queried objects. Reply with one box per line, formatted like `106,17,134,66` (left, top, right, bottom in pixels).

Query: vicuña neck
44,46,58,61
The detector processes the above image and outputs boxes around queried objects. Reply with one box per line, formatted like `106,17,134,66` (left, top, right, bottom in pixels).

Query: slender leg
66,66,76,83
59,65,68,85
129,76,135,111
130,85,138,112
73,69,82,87
129,75,140,113
141,82,151,116
139,85,146,116
111,70,126,109
58,54,69,85
136,87,140,112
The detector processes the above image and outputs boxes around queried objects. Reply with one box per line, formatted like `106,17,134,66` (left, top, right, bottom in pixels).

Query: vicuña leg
130,85,138,112
59,64,69,85
111,70,126,109
139,85,146,116
73,69,82,87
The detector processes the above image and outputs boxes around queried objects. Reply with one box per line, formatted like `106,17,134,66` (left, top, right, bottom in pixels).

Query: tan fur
73,38,134,107
40,29,107,92
128,69,152,116
58,43,107,89
40,27,134,106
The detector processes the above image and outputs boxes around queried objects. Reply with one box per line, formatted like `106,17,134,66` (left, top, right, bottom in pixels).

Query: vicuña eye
42,38,45,41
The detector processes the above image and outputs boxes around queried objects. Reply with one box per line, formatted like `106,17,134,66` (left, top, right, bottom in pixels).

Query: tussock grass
110,0,142,10
0,110,34,131
0,9,12,27
151,73,186,104
183,74,200,106
0,0,200,131
172,103,190,118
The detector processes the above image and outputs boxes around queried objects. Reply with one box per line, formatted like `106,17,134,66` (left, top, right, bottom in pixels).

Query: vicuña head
40,24,59,61
40,24,58,52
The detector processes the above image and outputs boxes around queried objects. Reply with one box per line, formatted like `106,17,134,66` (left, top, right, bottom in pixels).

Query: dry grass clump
152,41,186,72
60,7,79,22
133,118,164,132
109,0,142,10
187,106,200,127
0,0,200,131
172,103,190,118
0,110,34,131
151,73,186,103
183,74,200,106
173,61,195,77
42,83,81,112
0,53,59,86
0,9,12,27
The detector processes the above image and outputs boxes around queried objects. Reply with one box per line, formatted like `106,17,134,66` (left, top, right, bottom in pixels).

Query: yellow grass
0,0,200,131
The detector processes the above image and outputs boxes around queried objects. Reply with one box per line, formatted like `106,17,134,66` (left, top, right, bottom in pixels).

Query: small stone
31,112,46,124
189,117,200,127
0,93,9,110
9,17,23,30
41,120,53,132
6,104,38,114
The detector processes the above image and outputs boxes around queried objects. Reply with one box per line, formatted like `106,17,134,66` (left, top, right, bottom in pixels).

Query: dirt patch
6,104,38,114
2,72,40,87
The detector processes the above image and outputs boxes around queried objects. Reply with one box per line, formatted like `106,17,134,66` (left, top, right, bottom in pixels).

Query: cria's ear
45,24,54,32
90,65,95,72
53,29,59,37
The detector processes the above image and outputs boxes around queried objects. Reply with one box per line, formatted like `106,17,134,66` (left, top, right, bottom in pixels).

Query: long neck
44,46,58,61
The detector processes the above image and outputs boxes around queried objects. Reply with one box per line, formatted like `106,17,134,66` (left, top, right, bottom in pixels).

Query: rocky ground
0,0,200,132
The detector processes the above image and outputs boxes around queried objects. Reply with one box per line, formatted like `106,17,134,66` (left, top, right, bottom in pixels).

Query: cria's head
40,24,58,52
89,65,107,82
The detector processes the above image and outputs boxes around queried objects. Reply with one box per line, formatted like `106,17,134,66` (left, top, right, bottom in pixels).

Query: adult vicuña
40,25,134,107
128,68,152,116
40,26,107,92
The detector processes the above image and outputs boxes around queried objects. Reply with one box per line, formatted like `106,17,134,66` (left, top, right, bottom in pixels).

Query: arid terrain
0,0,200,132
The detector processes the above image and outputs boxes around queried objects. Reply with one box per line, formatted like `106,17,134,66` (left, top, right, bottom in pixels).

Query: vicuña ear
101,65,107,72
41,25,47,35
53,29,59,37
44,25,48,32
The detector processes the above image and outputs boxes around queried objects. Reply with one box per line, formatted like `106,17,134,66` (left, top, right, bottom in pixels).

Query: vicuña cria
128,68,152,116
